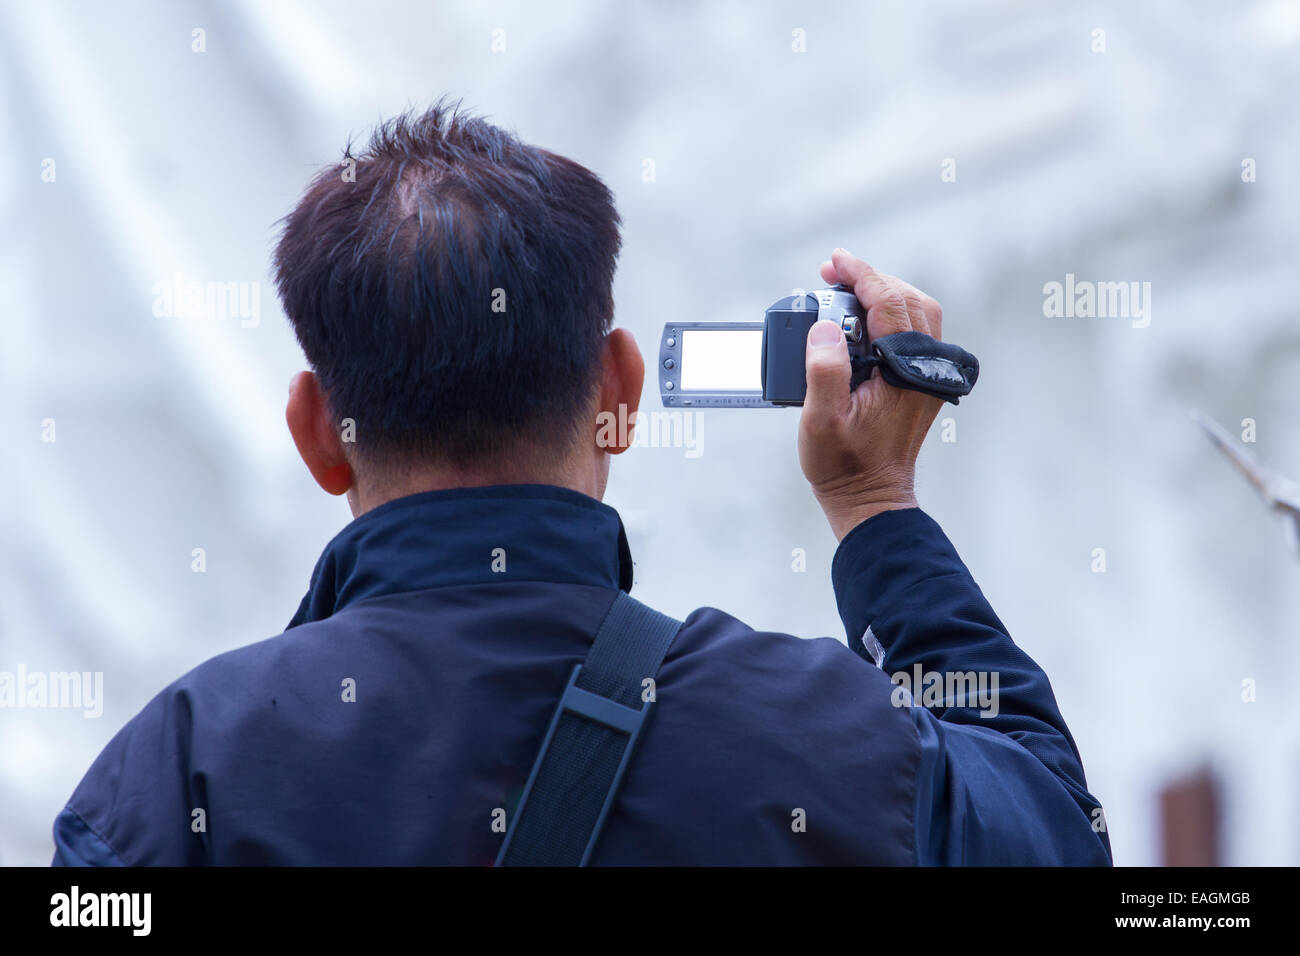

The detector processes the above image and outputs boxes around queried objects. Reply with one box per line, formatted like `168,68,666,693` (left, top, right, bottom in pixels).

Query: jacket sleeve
830,507,1112,865
50,683,206,866
51,805,131,866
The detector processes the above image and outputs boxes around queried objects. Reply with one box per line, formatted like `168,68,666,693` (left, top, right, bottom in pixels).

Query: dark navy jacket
52,485,1111,865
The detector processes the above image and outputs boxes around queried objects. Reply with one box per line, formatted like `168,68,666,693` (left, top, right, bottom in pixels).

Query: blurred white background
2,0,1297,866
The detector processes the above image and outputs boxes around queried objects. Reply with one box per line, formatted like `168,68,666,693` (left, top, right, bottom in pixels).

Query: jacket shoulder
600,604,923,863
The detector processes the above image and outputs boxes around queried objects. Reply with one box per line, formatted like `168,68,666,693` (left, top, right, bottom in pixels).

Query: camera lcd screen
679,329,764,391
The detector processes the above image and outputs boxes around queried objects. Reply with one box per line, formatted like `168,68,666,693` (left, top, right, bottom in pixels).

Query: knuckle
852,273,887,301
876,290,912,324
805,350,841,372
924,301,943,338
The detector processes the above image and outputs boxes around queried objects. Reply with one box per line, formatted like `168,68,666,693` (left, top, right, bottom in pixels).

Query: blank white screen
679,329,763,390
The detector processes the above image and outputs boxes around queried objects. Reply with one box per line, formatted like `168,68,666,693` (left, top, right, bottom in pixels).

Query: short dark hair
273,99,622,467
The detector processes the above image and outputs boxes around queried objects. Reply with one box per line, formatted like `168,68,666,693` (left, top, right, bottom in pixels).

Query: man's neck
346,455,607,518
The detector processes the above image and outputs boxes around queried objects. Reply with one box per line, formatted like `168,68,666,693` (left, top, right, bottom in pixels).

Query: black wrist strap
855,331,979,405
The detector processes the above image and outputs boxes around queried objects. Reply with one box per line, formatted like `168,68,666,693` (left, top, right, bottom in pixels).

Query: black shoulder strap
496,591,683,866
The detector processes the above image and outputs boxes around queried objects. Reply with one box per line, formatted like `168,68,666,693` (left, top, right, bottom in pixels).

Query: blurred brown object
1160,766,1221,866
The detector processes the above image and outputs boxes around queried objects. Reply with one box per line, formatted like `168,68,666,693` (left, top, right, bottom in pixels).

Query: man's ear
595,328,645,454
286,371,353,495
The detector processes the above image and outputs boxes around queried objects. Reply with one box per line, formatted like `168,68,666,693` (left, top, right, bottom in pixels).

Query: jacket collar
287,484,633,629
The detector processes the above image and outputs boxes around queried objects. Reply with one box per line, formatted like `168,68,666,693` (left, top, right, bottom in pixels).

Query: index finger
829,249,917,337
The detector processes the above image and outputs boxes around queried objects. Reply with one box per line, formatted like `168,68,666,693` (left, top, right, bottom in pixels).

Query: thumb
802,319,851,427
